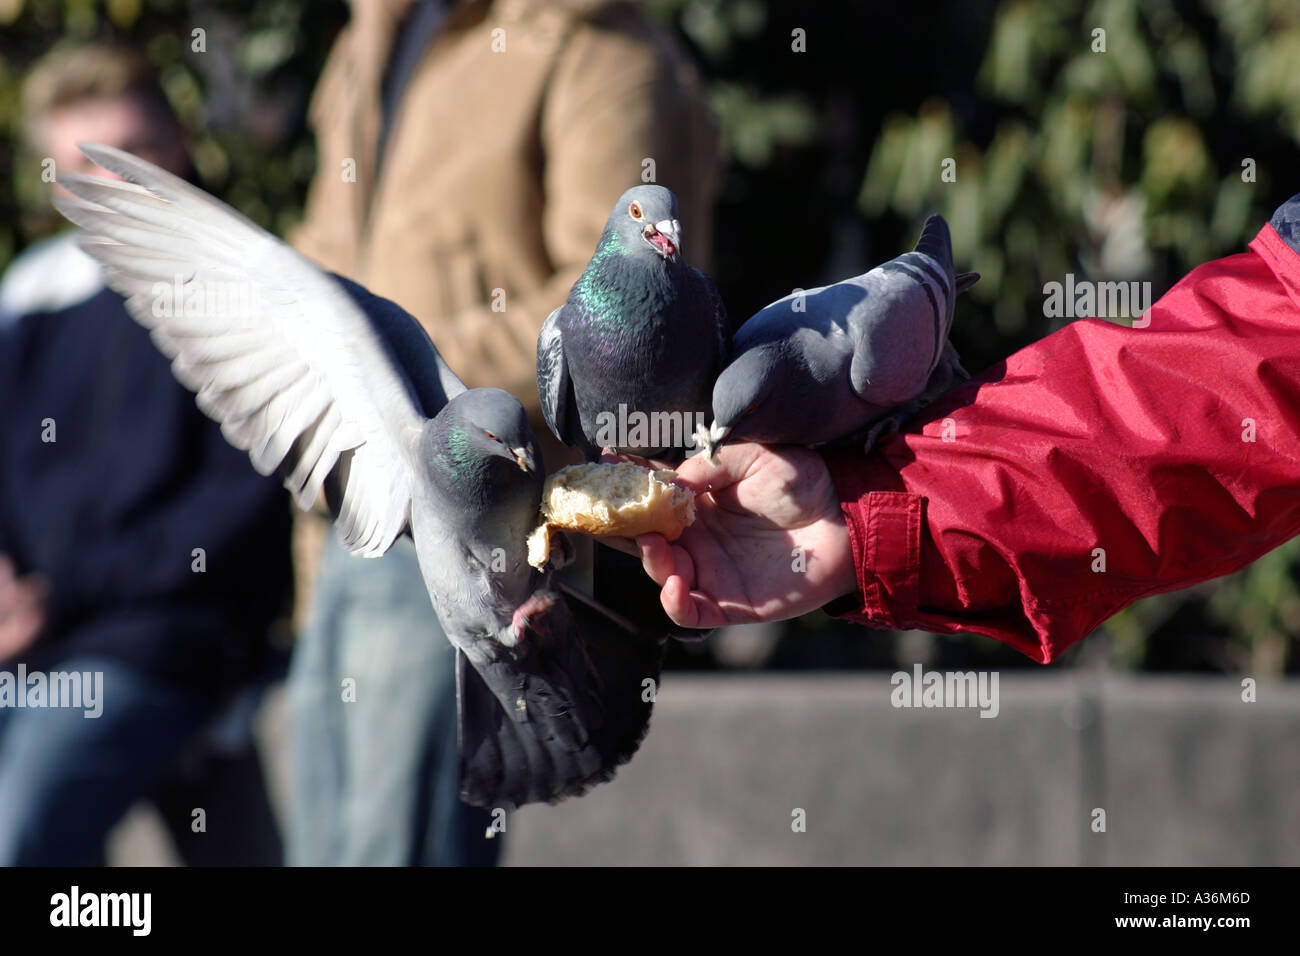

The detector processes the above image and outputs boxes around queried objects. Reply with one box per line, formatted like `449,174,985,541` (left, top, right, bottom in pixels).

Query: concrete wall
502,673,1298,866
109,672,1300,866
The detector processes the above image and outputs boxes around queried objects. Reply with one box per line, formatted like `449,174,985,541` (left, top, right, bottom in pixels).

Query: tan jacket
292,0,721,412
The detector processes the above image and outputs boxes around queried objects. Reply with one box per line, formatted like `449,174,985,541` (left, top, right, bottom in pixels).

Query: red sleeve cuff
821,440,1053,662
821,448,924,630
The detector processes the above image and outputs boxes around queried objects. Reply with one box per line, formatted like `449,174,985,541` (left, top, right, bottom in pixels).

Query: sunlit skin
0,93,188,659
0,557,47,661
36,95,188,196
613,443,859,629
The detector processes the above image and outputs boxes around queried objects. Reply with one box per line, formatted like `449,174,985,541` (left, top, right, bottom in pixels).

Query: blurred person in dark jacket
0,44,293,865
287,0,719,865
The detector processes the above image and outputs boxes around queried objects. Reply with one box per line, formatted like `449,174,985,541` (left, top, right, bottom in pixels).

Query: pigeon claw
695,420,731,464
510,591,562,643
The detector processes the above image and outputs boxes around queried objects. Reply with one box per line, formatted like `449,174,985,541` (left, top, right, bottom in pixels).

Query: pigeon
537,186,730,641
707,214,978,454
53,144,664,810
537,184,728,463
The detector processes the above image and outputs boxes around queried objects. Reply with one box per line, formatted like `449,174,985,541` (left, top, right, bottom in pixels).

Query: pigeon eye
629,202,643,220
484,430,499,441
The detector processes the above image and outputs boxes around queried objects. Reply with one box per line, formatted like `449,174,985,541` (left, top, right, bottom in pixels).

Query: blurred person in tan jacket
286,0,719,865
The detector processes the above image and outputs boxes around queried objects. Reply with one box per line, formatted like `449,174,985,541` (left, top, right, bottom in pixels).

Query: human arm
640,208,1300,662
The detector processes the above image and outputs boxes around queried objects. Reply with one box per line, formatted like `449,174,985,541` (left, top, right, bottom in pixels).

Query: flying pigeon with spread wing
53,144,663,809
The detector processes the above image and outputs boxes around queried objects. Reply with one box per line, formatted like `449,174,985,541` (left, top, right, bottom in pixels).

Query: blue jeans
287,535,499,866
0,656,214,865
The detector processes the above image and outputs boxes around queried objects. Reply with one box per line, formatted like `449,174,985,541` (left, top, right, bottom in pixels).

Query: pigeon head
445,387,541,476
708,347,785,452
424,387,544,513
607,185,681,262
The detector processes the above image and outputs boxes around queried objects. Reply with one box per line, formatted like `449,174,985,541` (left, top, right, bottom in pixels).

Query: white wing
53,144,429,557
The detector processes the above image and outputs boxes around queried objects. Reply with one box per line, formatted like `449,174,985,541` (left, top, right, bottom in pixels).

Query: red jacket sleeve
824,217,1300,663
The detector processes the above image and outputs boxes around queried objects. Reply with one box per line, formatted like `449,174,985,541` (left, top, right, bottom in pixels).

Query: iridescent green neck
571,229,628,321
439,423,486,485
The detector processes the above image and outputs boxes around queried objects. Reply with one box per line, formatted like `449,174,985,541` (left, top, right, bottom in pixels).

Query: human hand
0,555,48,661
632,443,858,629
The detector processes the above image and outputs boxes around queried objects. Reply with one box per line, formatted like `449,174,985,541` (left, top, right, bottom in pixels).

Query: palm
634,443,856,628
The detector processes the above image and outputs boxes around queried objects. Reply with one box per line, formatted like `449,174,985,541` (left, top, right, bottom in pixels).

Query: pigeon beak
512,446,535,473
644,219,680,259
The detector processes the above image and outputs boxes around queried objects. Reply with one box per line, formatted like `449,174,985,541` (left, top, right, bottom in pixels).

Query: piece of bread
527,462,696,568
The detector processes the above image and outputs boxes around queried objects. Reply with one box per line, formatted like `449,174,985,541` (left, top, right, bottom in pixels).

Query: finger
592,534,640,557
661,576,727,630
687,591,728,630
636,533,675,586
637,534,697,591
599,450,676,471
674,442,761,495
660,575,701,628
600,449,643,465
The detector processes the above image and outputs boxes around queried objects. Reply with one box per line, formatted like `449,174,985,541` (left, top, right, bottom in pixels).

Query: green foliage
857,0,1300,349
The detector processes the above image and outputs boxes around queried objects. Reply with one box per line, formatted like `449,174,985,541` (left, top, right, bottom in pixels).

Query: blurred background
1,0,1297,865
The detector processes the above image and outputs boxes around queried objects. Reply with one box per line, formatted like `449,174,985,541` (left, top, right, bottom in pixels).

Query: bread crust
527,463,696,568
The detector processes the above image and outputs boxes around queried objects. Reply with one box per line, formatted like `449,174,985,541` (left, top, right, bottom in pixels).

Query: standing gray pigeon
708,214,978,453
537,184,728,463
537,185,729,641
53,144,663,809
